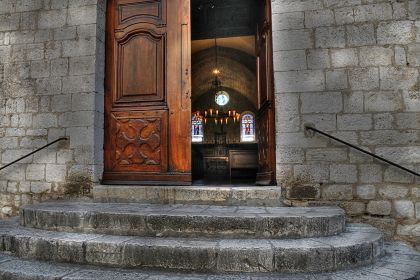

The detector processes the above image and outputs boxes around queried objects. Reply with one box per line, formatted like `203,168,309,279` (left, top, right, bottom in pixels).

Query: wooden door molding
256,0,276,186
104,0,191,185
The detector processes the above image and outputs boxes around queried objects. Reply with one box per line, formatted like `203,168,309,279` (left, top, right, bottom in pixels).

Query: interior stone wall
0,0,106,217
272,0,420,246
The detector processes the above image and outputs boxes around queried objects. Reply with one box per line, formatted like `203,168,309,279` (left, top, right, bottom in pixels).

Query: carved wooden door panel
104,0,192,184
256,0,276,185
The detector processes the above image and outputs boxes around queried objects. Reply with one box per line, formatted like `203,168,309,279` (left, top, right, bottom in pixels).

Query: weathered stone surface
93,185,283,206
0,241,418,280
0,219,384,273
367,201,392,216
20,202,346,239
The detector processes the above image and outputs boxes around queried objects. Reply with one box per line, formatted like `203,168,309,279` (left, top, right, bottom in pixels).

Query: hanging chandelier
193,37,241,126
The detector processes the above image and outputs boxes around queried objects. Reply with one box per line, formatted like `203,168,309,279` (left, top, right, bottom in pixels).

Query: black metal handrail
0,137,68,171
304,125,420,178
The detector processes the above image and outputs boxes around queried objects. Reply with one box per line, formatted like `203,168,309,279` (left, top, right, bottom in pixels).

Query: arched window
192,115,203,143
240,112,255,142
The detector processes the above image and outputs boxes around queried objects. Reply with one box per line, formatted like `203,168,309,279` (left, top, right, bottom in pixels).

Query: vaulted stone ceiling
192,43,257,107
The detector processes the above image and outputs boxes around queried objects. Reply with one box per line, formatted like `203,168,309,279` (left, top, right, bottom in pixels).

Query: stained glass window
192,115,203,143
241,113,255,142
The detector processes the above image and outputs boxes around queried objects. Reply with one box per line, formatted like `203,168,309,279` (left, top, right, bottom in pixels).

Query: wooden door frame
255,0,277,186
102,0,276,186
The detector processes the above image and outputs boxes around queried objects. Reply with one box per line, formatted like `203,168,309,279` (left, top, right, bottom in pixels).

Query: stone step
20,202,346,239
0,220,383,273
93,185,283,206
0,242,418,280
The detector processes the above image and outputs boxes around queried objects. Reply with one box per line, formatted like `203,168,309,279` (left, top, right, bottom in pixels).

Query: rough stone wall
272,0,420,245
0,0,106,217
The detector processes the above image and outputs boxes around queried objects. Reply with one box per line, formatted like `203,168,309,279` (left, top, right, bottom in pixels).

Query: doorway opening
190,0,275,186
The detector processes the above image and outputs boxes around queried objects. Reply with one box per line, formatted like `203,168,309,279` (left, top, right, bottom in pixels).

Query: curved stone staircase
0,186,419,279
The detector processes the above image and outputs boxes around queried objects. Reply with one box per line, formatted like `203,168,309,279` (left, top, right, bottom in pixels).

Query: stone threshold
0,242,419,280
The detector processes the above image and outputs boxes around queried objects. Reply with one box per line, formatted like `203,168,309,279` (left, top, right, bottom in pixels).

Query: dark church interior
191,0,261,185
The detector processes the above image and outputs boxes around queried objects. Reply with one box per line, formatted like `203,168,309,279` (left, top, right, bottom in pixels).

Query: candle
209,109,213,116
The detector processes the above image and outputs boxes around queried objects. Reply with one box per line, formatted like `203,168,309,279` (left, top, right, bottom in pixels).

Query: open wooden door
103,0,192,185
256,0,276,185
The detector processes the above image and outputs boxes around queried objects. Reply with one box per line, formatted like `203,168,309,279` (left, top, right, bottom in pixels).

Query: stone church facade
0,0,419,250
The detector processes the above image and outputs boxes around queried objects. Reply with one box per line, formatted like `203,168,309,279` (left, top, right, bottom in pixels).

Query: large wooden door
103,0,192,184
256,0,276,185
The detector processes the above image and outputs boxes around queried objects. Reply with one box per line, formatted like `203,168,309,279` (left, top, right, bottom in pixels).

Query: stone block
334,7,355,25
376,147,420,164
26,164,46,181
367,201,391,215
294,164,329,183
10,31,35,44
341,201,365,216
322,184,353,200
330,165,358,184
33,113,57,128
51,94,71,113
359,46,393,66
378,185,409,199
307,49,330,69
301,114,336,131
364,91,403,112
62,75,95,93
274,70,324,93
407,44,420,66
305,10,334,28
301,92,342,114
15,0,43,12
0,14,20,32
326,69,348,90
50,58,68,77
272,0,323,13
394,46,407,66
46,164,67,182
275,93,299,113
416,203,420,219
273,50,306,71
397,223,420,236
377,21,414,45
315,26,345,48
67,6,98,26
36,77,62,95
392,2,408,19
331,48,358,68
62,38,97,57
343,91,363,113
324,0,360,8
77,24,98,39
54,27,77,41
349,68,379,90
272,30,312,51
353,3,392,22
38,9,67,29
402,90,420,112
360,130,417,146
337,114,372,131
394,200,414,218
276,147,304,164
374,113,394,130
356,185,376,200
359,164,382,183
272,12,304,31
306,148,347,162
384,166,415,184
30,60,50,78
380,67,418,90
346,24,375,47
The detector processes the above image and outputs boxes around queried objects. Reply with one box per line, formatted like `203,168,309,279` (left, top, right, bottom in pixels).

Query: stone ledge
93,185,283,206
0,242,418,279
20,202,346,239
0,220,382,273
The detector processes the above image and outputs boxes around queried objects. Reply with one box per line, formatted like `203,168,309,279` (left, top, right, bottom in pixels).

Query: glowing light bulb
213,69,220,75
